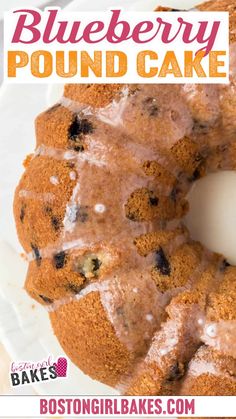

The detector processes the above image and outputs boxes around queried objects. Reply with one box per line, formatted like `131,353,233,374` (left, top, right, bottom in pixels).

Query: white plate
1,0,236,398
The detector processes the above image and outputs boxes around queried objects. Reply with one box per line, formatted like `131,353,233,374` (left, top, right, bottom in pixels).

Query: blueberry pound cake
14,0,236,396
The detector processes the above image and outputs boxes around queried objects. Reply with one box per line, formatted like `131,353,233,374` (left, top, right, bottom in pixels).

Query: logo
10,355,68,387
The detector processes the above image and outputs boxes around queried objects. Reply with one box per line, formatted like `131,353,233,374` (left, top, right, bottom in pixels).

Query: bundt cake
14,0,236,397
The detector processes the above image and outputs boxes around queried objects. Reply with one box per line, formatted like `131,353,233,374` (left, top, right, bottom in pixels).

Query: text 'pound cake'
14,0,236,399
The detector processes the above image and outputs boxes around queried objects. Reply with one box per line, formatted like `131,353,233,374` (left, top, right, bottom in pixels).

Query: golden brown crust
125,187,188,222
181,346,236,396
36,104,77,149
50,293,133,387
14,156,76,252
126,292,206,396
207,267,236,321
64,84,124,108
197,0,236,42
13,0,236,395
198,0,236,12
151,242,204,292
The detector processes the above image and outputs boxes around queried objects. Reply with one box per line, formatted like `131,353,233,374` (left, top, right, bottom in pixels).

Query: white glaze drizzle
19,42,236,363
19,190,55,202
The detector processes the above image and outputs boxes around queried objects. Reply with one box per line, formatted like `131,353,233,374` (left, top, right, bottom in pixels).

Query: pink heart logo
53,357,68,378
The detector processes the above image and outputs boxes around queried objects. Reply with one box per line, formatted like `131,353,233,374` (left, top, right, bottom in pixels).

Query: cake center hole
184,171,236,265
